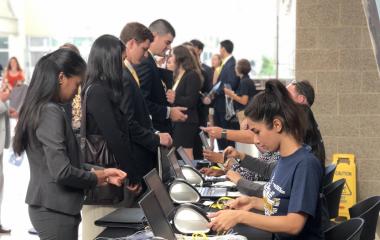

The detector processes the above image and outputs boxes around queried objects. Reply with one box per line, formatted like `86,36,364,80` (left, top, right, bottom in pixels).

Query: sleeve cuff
89,172,98,188
166,107,171,119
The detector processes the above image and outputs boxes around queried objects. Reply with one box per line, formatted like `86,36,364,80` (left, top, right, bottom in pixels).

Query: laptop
143,168,176,218
158,146,174,184
176,147,227,183
199,131,212,150
176,146,195,167
95,164,175,228
139,191,177,240
94,207,145,228
167,150,228,198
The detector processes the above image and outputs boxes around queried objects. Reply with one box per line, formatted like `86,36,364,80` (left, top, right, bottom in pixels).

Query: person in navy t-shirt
208,80,324,240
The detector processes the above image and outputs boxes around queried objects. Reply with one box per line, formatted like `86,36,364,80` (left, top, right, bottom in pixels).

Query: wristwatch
221,129,227,139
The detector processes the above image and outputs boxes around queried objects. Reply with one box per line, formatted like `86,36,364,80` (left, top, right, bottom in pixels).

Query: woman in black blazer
12,49,126,240
83,35,139,189
167,45,202,160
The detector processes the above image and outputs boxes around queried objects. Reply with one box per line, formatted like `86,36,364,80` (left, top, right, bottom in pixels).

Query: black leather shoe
0,225,11,234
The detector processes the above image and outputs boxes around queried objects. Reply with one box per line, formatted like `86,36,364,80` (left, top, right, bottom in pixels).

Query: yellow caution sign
332,154,357,219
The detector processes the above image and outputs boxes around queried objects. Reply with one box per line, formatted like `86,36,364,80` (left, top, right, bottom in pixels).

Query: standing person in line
208,80,324,240
223,58,257,123
81,35,139,239
166,45,202,160
135,19,187,133
190,39,213,82
59,43,81,128
119,22,172,189
212,40,239,150
3,57,25,88
189,39,213,159
12,49,126,240
0,83,11,234
211,54,222,85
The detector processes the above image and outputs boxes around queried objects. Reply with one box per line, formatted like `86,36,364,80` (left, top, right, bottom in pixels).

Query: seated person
201,146,279,197
208,80,324,240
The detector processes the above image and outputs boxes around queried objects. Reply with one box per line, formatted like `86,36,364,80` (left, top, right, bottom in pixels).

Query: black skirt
173,122,199,148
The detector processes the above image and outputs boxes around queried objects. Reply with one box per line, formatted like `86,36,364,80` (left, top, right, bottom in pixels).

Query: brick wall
296,0,380,200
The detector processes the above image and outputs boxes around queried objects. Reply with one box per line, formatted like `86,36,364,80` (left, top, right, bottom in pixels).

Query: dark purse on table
79,85,124,205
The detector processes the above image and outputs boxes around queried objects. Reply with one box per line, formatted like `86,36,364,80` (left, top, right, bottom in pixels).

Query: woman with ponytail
208,80,324,240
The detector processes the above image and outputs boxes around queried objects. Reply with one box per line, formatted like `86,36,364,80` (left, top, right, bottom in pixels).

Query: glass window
30,37,49,47
0,37,9,49
0,37,9,73
0,52,9,71
30,51,47,66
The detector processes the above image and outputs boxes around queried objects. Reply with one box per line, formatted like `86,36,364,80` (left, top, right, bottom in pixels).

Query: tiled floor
0,148,38,240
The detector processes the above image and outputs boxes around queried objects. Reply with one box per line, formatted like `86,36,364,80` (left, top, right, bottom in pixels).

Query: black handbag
79,85,124,205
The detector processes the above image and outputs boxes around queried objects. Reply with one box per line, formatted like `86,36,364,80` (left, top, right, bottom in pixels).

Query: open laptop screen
139,191,176,240
176,147,195,167
143,169,176,218
158,147,172,184
168,148,186,179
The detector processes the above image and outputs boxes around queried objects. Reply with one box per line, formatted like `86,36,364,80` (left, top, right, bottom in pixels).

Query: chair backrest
323,164,337,187
349,196,380,240
325,217,364,240
323,178,346,219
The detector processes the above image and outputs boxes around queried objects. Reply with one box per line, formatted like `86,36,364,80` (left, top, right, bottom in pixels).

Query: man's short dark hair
149,19,176,37
190,39,204,50
120,22,154,44
293,80,315,106
220,40,233,54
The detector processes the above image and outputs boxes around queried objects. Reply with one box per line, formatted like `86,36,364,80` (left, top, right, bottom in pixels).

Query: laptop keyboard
196,187,227,197
204,175,227,182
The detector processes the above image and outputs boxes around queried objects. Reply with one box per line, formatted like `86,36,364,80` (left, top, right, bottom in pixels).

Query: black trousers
29,205,81,240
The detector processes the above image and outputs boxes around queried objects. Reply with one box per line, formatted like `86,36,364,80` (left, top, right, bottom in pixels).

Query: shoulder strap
79,85,92,152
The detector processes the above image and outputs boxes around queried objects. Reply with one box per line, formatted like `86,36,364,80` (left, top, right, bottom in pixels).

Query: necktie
124,60,140,87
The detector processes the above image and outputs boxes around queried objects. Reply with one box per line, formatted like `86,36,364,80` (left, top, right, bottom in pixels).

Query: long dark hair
13,49,86,155
302,105,326,169
245,80,307,144
83,34,125,102
173,45,200,81
184,44,204,85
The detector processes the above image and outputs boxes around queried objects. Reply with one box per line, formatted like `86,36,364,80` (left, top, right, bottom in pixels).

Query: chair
323,178,346,219
349,196,380,240
324,217,364,240
323,164,337,187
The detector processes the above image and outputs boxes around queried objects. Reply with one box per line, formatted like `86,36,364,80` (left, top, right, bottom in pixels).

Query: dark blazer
198,65,213,126
174,70,202,124
202,63,213,85
120,68,160,179
85,83,137,183
213,56,239,113
25,103,97,216
135,53,173,133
